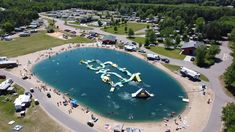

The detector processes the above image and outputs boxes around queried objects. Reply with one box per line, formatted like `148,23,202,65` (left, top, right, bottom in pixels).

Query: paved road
0,70,96,132
17,14,235,131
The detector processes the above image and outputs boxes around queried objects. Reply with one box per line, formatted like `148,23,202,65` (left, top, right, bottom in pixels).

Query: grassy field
0,31,93,57
149,46,186,60
162,64,209,82
135,32,146,35
67,22,93,30
102,22,147,34
0,80,66,132
128,37,145,44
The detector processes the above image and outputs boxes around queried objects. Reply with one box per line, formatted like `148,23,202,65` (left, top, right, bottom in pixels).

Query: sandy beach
8,42,214,132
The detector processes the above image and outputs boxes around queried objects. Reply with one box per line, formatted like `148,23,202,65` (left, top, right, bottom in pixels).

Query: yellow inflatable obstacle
132,74,142,82
80,60,85,64
112,64,118,68
102,76,110,83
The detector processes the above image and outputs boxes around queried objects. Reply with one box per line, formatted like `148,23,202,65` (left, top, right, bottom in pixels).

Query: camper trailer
146,54,160,61
180,67,200,80
0,57,17,68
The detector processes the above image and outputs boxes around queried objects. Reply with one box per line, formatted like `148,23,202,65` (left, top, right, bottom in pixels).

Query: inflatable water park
80,59,144,92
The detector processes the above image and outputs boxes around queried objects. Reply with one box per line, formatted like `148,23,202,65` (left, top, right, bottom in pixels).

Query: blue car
126,128,132,132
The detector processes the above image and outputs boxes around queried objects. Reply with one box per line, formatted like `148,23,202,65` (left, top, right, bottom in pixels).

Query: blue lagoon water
33,48,187,122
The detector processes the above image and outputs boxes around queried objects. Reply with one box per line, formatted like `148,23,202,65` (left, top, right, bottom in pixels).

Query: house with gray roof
181,41,204,55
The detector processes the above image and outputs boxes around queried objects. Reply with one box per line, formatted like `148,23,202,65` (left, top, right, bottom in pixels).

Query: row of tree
0,0,235,34
110,0,235,6
222,103,235,132
224,28,235,96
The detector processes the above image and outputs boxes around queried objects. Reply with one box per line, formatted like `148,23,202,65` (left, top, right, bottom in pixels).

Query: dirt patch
46,32,71,40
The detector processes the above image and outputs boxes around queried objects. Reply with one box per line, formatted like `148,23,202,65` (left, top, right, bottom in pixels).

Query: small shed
181,41,203,55
102,35,117,44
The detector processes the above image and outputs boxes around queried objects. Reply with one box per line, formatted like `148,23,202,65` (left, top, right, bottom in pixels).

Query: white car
12,125,23,131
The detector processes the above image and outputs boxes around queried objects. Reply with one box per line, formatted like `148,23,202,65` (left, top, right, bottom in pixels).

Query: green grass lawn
135,32,146,35
128,37,145,44
149,46,186,60
0,31,93,57
0,80,66,132
162,64,209,82
102,22,147,34
162,63,181,72
67,22,93,30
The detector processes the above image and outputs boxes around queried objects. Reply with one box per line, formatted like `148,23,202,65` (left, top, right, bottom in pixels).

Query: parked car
87,121,94,127
190,57,195,61
30,88,34,93
133,128,141,132
22,75,28,80
12,125,23,131
0,75,6,79
132,42,137,45
47,92,51,98
64,29,70,32
34,99,39,105
6,78,13,84
70,31,76,34
138,50,146,54
149,43,156,46
126,128,132,132
161,58,170,63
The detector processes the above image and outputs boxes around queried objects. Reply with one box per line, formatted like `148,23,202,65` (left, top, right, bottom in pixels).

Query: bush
222,103,235,132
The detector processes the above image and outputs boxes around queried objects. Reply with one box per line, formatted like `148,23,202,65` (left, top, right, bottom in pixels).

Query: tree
204,22,222,40
145,37,150,45
224,62,235,89
182,31,189,42
139,42,142,48
175,19,185,33
147,25,150,29
121,17,125,23
148,14,154,20
51,19,56,27
206,45,221,65
47,26,55,33
175,35,181,45
222,103,235,132
164,38,173,48
2,21,14,33
148,30,157,44
160,27,174,37
128,28,134,38
114,26,118,33
125,26,128,33
98,20,102,27
195,17,205,33
111,17,114,25
195,46,207,67
230,28,235,42
159,17,174,29
207,45,221,58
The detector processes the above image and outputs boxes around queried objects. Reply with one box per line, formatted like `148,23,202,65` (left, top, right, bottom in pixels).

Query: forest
0,0,235,35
